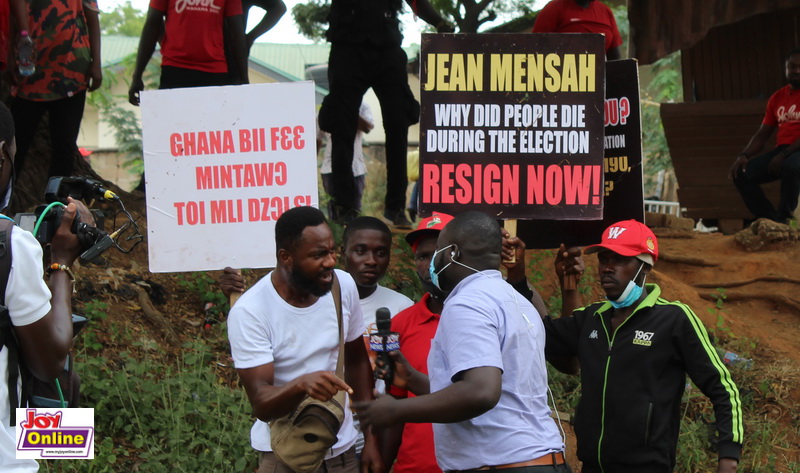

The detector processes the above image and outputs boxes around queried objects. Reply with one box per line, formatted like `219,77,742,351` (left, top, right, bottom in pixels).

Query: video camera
15,176,143,263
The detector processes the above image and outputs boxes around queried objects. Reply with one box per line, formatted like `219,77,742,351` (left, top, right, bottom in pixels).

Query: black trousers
159,65,232,89
319,41,419,213
733,146,800,222
10,91,87,177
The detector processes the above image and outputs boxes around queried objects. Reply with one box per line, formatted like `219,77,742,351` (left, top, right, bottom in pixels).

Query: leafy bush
42,343,256,473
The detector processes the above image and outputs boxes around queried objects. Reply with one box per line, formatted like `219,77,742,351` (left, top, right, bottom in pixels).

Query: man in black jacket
544,220,742,473
318,0,453,228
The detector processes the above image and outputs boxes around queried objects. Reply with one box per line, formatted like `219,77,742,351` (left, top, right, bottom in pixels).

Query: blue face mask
609,262,645,309
428,244,454,291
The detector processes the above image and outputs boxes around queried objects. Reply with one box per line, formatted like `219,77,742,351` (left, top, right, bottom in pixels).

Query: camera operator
0,102,95,471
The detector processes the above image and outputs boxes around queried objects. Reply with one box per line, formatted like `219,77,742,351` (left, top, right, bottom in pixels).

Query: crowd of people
222,208,743,473
6,0,800,471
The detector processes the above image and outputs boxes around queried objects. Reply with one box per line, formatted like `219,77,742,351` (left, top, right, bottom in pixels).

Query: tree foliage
292,0,540,40
100,1,146,37
293,0,331,42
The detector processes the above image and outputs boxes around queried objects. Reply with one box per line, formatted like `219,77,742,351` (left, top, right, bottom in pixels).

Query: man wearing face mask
543,220,743,473
356,211,569,473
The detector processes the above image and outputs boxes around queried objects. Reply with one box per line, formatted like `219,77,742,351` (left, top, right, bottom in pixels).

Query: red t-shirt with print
532,0,622,53
763,84,800,146
151,0,243,74
387,293,442,473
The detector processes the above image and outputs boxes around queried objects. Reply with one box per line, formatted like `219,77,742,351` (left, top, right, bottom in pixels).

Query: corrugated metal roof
101,35,145,67
102,35,419,79
100,35,333,80
249,42,332,80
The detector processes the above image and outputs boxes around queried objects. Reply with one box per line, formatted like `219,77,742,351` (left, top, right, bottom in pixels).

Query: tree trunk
2,79,133,215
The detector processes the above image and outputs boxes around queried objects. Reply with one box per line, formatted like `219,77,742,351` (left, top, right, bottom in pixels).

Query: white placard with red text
141,82,318,272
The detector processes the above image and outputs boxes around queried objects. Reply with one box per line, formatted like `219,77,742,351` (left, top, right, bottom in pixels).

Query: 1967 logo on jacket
632,330,654,346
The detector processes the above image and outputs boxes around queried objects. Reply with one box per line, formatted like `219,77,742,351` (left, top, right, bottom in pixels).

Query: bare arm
225,15,249,84
237,363,352,422
379,422,404,471
129,8,165,106
15,199,93,381
343,338,384,473
729,124,776,179
84,5,103,91
355,366,501,428
245,0,286,50
555,244,584,316
7,0,30,84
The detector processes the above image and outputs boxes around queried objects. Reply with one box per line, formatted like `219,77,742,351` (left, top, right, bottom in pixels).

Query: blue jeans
733,146,800,222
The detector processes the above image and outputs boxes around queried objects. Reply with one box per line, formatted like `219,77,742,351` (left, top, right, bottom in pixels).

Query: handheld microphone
375,307,394,387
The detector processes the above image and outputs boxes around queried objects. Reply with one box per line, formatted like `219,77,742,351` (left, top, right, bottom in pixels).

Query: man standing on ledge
730,48,800,224
318,0,454,228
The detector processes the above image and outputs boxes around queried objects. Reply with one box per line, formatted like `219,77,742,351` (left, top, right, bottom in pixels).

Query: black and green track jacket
544,284,743,473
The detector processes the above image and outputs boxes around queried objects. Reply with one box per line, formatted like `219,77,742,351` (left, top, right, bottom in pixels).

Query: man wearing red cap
543,220,743,473
380,212,453,473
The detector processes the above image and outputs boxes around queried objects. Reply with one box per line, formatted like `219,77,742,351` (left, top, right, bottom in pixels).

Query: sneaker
384,210,413,230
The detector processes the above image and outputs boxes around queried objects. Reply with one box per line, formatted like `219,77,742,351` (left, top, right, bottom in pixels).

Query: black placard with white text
517,59,645,248
418,33,606,220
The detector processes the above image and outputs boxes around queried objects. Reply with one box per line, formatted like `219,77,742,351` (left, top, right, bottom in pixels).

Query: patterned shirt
13,0,98,101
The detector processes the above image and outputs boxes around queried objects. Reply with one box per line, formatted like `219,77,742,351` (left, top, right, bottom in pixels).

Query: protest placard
141,82,318,272
518,59,645,248
418,33,605,219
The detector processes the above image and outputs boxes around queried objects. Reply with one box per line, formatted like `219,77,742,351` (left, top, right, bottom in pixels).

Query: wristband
46,263,76,292
20,30,29,37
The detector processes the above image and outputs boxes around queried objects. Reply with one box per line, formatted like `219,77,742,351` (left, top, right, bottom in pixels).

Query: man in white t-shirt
227,206,382,473
341,216,412,335
221,215,412,456
0,102,94,472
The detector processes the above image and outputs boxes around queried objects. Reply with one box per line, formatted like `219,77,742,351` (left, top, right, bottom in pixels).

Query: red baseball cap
405,212,454,251
584,220,658,265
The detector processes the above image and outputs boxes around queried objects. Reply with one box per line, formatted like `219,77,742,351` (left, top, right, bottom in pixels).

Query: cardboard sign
418,33,605,219
141,82,318,272
517,59,645,248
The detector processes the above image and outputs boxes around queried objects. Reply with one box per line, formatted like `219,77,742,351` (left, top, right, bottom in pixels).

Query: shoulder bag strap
330,272,345,379
0,217,14,305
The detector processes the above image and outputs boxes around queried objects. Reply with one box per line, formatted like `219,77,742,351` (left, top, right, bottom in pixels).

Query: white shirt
318,102,374,176
227,269,364,457
429,270,563,471
352,285,413,452
359,285,413,337
1,226,52,472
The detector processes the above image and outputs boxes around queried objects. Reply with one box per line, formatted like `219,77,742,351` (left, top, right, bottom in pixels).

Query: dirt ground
74,195,800,470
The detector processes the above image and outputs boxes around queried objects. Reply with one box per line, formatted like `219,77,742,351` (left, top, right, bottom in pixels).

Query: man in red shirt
532,0,622,60
128,0,248,106
381,212,452,473
730,48,800,224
